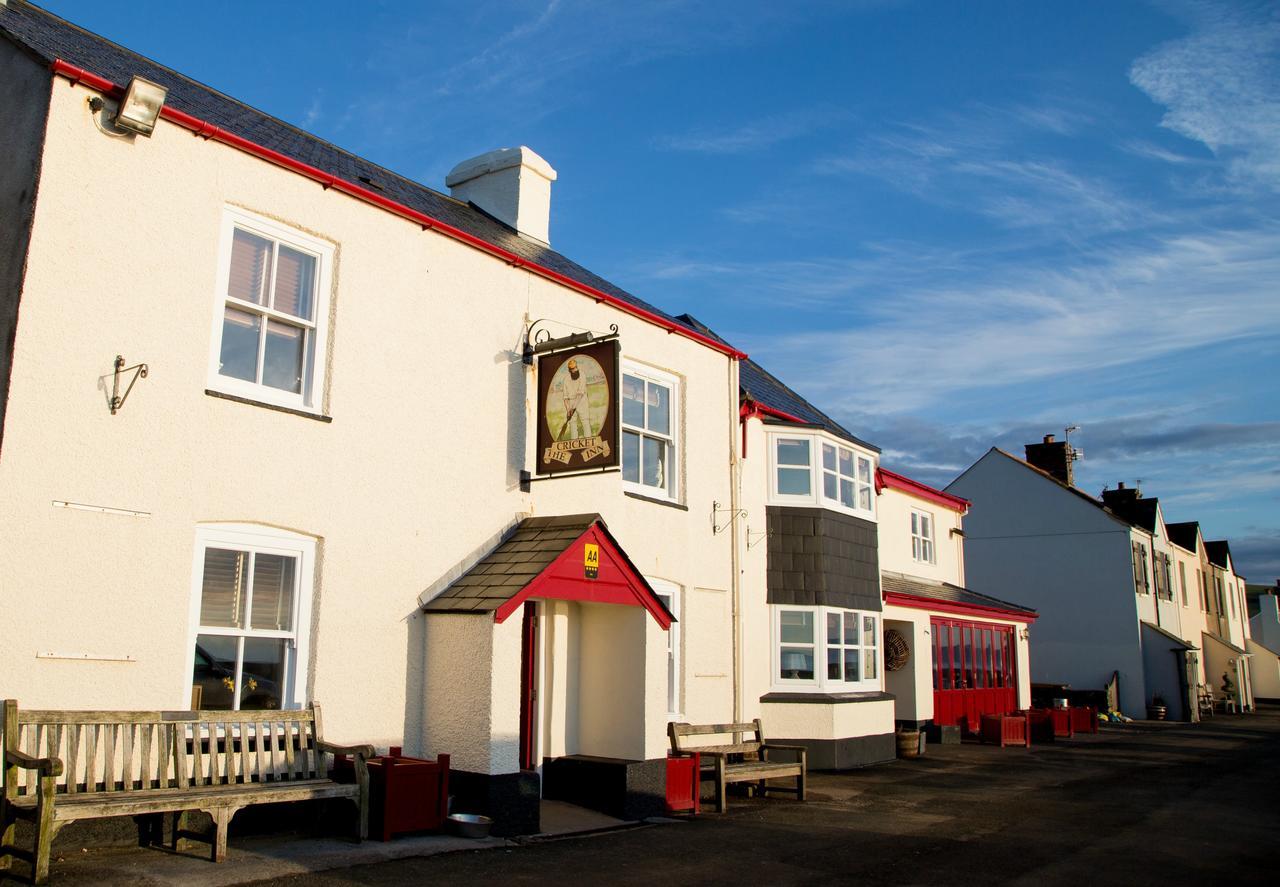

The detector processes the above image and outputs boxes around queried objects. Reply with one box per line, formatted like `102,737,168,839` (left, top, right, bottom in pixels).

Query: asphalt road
248,711,1280,886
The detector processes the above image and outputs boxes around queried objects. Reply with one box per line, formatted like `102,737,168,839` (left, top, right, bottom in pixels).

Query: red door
518,602,538,771
931,617,1016,731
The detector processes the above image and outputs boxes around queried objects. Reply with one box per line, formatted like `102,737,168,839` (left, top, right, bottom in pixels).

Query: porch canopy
422,514,673,628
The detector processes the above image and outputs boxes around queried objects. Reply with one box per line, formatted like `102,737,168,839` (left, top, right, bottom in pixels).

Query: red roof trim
876,467,970,513
493,524,672,629
740,400,808,426
49,60,746,362
883,590,1037,623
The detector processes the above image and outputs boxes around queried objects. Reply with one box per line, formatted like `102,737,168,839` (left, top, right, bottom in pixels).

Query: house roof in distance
1166,521,1201,553
675,313,880,452
0,0,742,359
1105,496,1160,534
1205,540,1234,571
960,448,1136,531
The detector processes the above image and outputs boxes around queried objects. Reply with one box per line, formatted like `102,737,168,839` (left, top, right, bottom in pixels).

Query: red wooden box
1069,705,1098,734
666,752,701,815
1028,707,1073,740
980,713,1028,748
335,748,450,841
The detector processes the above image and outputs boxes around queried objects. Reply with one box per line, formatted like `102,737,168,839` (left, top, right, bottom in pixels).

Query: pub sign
536,339,620,475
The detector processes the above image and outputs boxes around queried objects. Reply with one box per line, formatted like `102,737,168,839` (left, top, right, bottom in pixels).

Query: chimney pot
1117,481,1126,489
446,146,557,246
1043,434,1055,443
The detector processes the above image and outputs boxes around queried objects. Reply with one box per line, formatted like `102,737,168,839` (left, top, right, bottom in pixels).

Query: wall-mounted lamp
113,76,168,137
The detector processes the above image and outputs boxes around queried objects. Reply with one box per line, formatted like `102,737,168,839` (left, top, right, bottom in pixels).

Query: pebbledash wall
0,57,739,806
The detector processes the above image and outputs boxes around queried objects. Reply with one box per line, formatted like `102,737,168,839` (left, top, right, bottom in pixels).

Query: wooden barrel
896,730,922,758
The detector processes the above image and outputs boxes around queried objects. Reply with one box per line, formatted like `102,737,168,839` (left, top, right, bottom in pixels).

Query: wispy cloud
654,107,849,154
1129,0,1280,190
722,225,1280,414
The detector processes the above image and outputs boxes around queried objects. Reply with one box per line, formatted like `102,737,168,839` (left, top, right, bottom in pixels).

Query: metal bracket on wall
746,526,771,549
522,319,619,364
109,355,148,414
712,500,746,535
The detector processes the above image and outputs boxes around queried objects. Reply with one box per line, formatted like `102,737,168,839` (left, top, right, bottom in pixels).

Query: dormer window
768,431,876,520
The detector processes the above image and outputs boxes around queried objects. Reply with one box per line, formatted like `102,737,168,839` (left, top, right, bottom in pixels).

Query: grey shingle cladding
880,571,1036,618
423,514,598,613
766,507,881,612
0,1,695,337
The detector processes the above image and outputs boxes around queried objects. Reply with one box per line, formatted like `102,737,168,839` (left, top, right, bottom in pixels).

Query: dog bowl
448,813,493,839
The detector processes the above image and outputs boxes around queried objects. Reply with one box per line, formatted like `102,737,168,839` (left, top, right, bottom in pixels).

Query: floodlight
114,76,167,137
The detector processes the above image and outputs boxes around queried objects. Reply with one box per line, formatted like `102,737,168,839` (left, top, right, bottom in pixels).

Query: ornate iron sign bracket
109,355,148,415
523,319,619,364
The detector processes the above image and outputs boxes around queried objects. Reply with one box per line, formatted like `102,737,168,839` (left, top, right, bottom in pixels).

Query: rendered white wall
876,485,965,585
0,79,738,763
421,614,494,772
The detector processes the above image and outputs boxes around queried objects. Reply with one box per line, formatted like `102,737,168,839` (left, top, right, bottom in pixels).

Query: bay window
622,363,679,500
768,432,877,519
208,208,333,412
773,606,880,692
188,525,314,711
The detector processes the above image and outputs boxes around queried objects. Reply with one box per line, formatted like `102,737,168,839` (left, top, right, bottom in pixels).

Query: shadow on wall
401,606,426,757
501,332,527,490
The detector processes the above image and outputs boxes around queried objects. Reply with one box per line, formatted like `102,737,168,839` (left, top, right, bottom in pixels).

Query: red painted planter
1027,707,1074,739
666,752,701,815
336,749,450,841
980,713,1028,748
1069,705,1099,734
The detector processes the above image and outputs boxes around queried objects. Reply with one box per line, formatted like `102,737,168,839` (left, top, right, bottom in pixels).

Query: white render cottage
0,1,928,847
0,0,748,834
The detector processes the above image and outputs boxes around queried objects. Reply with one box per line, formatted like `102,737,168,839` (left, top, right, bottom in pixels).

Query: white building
948,437,1253,719
0,0,753,833
877,469,1034,734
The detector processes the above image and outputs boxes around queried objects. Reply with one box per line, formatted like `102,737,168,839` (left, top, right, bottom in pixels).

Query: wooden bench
1,700,372,884
668,720,806,813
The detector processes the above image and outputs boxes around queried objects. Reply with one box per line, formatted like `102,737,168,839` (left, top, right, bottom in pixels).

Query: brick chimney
1101,481,1141,509
1024,434,1076,486
445,146,557,246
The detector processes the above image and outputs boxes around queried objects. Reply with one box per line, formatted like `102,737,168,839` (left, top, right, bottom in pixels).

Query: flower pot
896,730,923,759
1146,704,1167,721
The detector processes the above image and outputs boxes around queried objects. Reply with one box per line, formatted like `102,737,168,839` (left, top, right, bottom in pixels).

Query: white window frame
769,435,815,502
185,524,315,711
206,207,334,413
766,431,877,520
621,361,680,502
770,605,881,693
649,577,682,718
911,508,936,564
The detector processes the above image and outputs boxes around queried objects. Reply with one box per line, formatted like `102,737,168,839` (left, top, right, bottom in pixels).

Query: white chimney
445,146,557,246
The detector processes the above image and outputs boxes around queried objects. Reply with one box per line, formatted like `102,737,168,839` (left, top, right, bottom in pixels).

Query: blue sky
40,0,1279,579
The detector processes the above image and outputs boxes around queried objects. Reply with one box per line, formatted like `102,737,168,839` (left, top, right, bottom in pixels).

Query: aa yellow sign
584,543,599,579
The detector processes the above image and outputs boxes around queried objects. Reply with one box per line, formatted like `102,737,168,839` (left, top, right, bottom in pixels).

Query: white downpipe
728,357,743,725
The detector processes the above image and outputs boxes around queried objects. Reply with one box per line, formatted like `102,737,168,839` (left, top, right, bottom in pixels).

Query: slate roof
1205,540,1233,570
0,0,704,343
1105,497,1160,534
675,313,880,452
881,571,1037,618
422,514,599,613
1166,521,1201,553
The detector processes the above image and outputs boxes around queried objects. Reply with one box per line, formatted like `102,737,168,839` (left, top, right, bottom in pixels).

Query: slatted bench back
3,703,327,800
669,720,765,757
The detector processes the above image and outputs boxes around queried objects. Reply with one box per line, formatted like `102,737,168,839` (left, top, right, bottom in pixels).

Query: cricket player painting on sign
541,346,615,469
